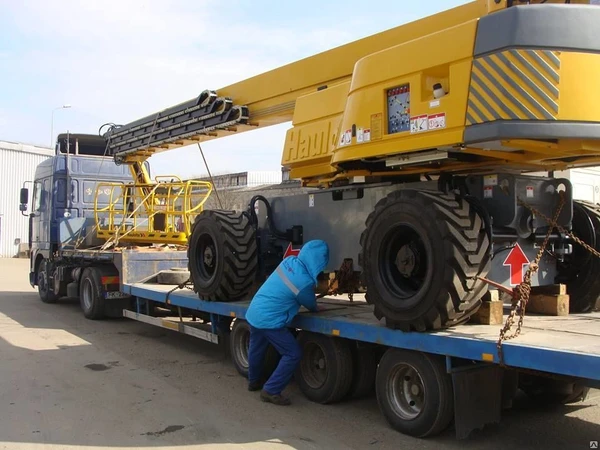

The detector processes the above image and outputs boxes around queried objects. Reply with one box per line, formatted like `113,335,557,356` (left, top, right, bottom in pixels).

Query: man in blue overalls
245,239,329,405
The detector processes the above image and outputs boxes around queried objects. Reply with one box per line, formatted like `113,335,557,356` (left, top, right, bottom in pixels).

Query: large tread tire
229,319,280,380
359,189,491,331
37,259,59,304
295,332,354,404
188,210,258,302
375,349,454,438
557,200,600,313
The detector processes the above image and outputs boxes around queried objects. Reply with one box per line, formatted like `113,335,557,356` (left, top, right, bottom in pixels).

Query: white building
0,140,53,257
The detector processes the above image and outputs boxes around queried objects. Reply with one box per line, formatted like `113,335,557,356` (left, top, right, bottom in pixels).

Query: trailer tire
519,374,590,404
229,319,280,380
375,348,454,438
557,200,600,313
188,210,258,302
37,259,59,304
346,343,378,399
359,190,491,331
80,267,106,320
295,332,353,404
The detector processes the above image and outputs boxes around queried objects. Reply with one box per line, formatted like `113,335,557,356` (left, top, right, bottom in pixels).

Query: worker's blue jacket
245,240,329,330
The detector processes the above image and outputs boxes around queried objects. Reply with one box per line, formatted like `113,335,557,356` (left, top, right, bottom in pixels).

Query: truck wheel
80,267,106,320
295,332,353,404
188,210,258,302
229,319,280,380
346,343,378,399
359,189,491,331
37,259,59,304
375,348,454,438
556,201,600,313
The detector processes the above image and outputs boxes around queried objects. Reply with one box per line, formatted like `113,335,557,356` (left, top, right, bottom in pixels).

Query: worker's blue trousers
248,325,302,395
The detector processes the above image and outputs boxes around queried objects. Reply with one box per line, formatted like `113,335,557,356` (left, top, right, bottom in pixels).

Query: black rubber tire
295,332,354,404
188,210,257,302
229,320,280,380
37,259,59,304
359,189,491,331
557,200,600,313
79,267,107,320
346,342,378,399
375,348,454,438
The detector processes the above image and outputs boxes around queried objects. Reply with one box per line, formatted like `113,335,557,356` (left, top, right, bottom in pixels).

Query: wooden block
530,284,567,296
470,291,503,325
527,294,569,316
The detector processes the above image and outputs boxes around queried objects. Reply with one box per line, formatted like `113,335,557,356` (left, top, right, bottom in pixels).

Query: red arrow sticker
284,243,300,259
502,243,530,286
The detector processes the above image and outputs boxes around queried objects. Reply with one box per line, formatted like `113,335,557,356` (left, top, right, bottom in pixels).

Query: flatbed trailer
77,249,600,440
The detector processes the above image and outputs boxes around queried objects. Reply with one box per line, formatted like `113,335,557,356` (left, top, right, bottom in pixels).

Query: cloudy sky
1,0,467,179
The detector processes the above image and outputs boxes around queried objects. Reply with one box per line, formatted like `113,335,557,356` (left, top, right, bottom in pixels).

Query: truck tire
519,373,590,404
37,259,59,304
346,342,378,399
80,267,106,320
188,210,258,302
295,332,353,404
375,348,454,438
359,189,491,331
556,201,600,313
229,319,280,380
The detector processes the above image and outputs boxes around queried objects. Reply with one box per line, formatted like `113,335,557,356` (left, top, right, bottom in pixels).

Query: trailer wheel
556,200,600,313
375,348,454,438
37,259,59,304
346,343,378,399
188,210,258,302
229,319,280,380
80,267,106,320
359,190,491,331
295,332,353,404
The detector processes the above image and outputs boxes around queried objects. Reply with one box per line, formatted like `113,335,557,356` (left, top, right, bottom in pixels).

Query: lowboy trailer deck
82,249,600,440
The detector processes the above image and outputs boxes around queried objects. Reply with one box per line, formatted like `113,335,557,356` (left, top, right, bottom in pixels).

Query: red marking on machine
503,244,530,286
284,243,300,258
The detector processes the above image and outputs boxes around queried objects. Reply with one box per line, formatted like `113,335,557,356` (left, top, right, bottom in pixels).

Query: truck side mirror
19,187,29,212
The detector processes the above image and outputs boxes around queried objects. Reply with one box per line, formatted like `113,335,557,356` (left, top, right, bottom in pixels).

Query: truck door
31,178,51,246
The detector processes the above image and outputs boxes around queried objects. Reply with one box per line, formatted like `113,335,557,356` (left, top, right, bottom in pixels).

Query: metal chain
497,191,566,364
318,259,356,301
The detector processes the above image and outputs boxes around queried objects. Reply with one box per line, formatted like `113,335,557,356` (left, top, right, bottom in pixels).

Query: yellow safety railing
94,177,213,246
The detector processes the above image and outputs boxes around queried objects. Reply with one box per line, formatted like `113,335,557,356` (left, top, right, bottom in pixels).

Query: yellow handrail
93,178,213,245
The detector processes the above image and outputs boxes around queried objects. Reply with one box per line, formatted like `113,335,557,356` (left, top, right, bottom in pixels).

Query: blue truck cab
19,133,142,299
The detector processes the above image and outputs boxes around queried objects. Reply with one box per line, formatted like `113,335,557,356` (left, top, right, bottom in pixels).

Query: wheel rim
387,363,425,420
82,278,94,311
235,326,250,370
194,232,218,285
379,224,429,306
300,342,328,389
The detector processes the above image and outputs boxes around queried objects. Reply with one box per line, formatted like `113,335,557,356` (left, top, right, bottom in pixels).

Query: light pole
50,104,71,148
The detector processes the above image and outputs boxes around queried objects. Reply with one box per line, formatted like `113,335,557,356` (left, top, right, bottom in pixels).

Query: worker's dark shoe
248,381,263,392
260,390,291,406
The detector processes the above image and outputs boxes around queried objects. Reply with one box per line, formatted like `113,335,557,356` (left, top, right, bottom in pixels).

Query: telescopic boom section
106,0,600,188
104,0,499,165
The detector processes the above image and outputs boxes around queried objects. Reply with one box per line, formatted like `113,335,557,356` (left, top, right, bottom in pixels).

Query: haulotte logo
590,441,598,449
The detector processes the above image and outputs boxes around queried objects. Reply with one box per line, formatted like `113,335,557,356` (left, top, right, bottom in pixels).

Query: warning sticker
356,128,364,143
428,112,446,130
410,115,429,134
363,128,371,142
526,186,534,198
371,113,383,140
339,129,352,146
484,186,493,198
